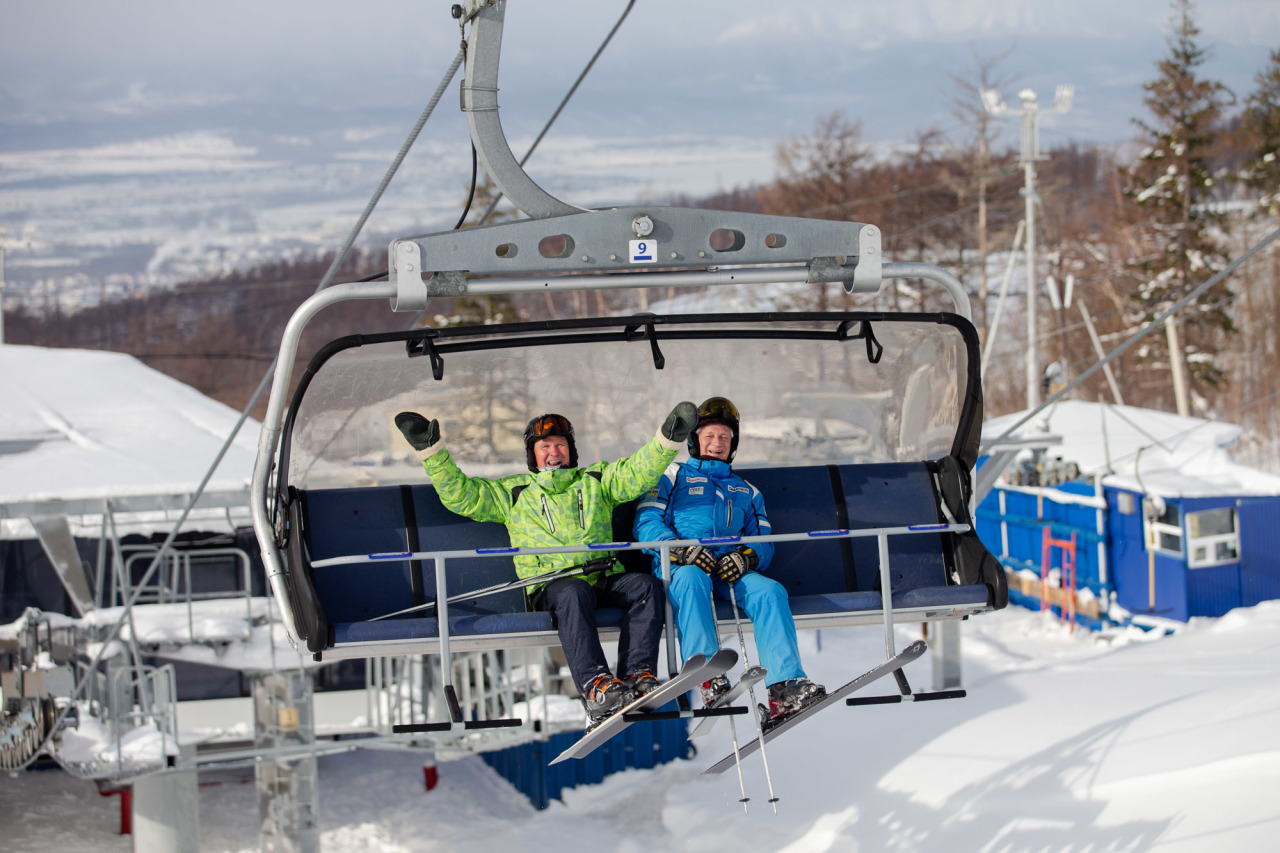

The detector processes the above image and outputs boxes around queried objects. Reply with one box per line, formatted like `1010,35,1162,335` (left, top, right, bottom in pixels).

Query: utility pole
981,85,1073,409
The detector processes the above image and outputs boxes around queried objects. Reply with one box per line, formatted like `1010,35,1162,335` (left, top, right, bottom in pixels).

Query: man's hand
671,545,717,574
395,412,441,451
661,401,699,443
714,547,758,583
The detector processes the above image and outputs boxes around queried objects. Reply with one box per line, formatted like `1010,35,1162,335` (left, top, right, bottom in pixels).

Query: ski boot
583,674,634,732
622,670,661,698
700,674,731,707
763,677,826,729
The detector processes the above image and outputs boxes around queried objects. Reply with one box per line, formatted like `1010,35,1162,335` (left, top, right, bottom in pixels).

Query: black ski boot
622,670,660,698
700,674,730,707
765,677,826,724
583,674,634,731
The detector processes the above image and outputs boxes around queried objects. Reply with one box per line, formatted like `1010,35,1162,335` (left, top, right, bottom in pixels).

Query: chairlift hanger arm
389,207,883,306
460,0,582,220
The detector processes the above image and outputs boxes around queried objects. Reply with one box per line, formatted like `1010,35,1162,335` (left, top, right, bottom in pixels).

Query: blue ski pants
536,572,665,694
665,565,805,686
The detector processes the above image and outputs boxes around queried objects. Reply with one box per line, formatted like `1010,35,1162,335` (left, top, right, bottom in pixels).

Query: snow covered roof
0,344,260,534
983,399,1280,498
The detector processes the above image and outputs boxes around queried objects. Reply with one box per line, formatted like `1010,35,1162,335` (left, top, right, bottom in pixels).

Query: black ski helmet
523,413,578,471
689,396,740,462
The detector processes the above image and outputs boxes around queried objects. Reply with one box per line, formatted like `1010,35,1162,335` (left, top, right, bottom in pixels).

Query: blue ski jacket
633,457,774,572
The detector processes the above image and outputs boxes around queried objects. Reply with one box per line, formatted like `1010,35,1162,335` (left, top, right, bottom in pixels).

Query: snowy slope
2,601,1277,851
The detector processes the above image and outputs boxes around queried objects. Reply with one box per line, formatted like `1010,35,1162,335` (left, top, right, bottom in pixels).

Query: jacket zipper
576,490,585,528
540,495,556,533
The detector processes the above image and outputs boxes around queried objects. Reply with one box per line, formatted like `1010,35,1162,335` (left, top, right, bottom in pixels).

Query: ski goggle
697,396,739,424
526,413,574,440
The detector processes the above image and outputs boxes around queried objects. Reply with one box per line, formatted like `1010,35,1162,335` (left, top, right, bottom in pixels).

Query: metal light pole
981,85,1073,409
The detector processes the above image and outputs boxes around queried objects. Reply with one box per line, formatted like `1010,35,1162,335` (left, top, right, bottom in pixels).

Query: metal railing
112,546,256,644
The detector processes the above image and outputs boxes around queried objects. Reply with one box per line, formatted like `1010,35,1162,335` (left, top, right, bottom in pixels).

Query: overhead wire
454,144,480,230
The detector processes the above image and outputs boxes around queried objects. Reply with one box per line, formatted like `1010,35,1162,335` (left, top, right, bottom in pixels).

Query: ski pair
550,647,738,764
701,639,928,776
687,665,767,739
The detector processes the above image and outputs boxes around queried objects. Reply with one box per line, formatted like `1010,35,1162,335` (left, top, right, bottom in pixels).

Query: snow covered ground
3,601,1278,851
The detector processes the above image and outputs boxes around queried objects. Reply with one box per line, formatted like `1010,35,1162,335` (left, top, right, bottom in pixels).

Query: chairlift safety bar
307,523,970,677
308,524,970,569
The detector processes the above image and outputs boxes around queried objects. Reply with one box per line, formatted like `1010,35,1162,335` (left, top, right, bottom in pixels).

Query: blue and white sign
629,239,656,264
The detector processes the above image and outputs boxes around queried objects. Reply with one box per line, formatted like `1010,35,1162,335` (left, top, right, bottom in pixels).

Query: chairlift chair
248,0,1007,729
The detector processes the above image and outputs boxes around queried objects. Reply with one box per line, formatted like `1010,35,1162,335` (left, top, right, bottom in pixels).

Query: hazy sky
4,0,1278,148
4,1,1277,70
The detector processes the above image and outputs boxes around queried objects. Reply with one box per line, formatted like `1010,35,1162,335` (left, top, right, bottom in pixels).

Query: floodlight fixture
1052,84,1075,113
980,88,1006,115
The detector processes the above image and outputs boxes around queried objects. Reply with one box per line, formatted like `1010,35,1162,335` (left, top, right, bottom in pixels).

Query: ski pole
707,573,750,812
727,581,780,812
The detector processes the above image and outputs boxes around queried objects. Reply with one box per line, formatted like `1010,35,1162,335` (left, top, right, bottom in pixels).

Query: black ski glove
714,547,758,583
661,401,699,443
670,545,717,574
395,412,441,451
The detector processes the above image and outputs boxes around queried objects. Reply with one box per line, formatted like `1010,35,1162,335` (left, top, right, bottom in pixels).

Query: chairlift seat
296,459,1000,659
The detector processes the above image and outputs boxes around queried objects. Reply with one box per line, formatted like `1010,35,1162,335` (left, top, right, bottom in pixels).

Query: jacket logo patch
685,476,709,483
687,486,705,496
726,485,751,493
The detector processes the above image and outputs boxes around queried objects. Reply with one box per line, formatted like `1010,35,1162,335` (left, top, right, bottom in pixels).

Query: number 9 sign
629,239,656,264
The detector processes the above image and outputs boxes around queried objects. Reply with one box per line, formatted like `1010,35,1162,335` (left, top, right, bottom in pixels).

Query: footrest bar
846,688,967,707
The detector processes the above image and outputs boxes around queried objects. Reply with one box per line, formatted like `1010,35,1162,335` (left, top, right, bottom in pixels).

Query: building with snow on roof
976,400,1280,628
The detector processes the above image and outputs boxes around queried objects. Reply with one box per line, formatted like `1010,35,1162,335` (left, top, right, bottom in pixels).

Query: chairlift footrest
392,715,524,734
845,688,967,707
463,717,524,729
392,722,457,733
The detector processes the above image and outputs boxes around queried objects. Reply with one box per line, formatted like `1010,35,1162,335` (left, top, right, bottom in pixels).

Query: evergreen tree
1121,0,1236,401
1241,48,1280,216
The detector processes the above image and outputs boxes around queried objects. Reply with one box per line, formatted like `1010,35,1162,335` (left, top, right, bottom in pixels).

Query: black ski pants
536,572,664,694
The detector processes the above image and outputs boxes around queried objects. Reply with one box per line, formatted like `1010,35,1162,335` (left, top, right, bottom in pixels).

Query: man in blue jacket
633,396,825,721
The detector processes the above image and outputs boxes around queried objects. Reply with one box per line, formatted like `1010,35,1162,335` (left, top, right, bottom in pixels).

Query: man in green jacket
395,402,697,728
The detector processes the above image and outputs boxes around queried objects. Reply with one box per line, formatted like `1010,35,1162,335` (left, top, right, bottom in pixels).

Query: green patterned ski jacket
418,432,681,591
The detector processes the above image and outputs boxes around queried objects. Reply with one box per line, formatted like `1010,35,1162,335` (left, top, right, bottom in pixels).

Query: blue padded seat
334,608,626,645
296,460,991,653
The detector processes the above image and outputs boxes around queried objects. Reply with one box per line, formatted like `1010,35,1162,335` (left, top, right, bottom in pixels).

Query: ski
550,648,737,765
701,640,927,776
687,664,767,740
